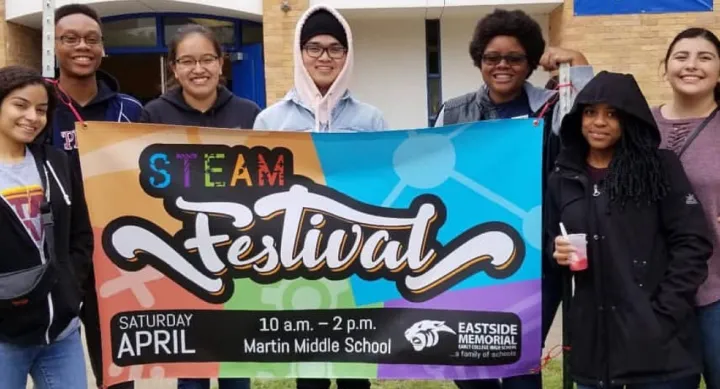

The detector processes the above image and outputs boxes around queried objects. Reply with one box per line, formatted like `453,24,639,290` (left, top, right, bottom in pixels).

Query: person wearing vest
434,9,594,389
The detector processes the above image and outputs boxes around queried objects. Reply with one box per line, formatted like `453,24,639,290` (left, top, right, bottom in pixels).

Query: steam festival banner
77,120,543,386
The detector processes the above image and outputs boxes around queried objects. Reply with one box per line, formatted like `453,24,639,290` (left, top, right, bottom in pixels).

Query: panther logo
404,320,457,351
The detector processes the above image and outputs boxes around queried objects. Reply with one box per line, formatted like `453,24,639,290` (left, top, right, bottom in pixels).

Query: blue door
231,43,266,108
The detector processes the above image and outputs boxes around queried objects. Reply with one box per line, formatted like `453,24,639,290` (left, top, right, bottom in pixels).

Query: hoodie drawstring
313,93,335,131
44,161,71,206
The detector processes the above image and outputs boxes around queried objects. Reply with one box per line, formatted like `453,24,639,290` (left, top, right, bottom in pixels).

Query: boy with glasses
253,6,386,132
253,5,388,389
51,4,143,389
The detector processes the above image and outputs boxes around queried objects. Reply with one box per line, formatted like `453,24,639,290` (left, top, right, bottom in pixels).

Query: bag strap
40,201,56,267
32,147,57,268
677,106,719,158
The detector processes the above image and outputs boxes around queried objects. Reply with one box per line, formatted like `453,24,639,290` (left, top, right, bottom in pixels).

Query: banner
77,120,543,386
574,0,712,15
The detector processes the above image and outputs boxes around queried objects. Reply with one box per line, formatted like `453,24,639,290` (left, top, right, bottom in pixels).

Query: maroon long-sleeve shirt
653,106,720,307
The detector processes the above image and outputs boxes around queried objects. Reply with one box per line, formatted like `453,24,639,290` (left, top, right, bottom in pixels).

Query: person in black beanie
253,5,385,132
254,5,384,389
301,9,347,48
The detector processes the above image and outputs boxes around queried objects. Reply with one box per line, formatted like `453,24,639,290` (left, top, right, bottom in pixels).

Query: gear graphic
261,278,351,310
253,361,335,379
256,279,351,377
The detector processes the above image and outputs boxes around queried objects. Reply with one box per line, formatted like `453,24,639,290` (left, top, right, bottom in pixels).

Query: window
163,17,235,46
425,20,442,126
242,23,263,45
103,18,157,48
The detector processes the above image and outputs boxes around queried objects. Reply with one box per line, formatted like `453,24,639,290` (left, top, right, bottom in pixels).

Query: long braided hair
603,112,669,207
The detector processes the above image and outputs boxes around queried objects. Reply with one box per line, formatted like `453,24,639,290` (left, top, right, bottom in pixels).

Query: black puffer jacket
545,71,713,386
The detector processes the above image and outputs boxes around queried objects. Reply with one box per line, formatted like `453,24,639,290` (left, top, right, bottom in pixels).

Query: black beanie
300,9,348,48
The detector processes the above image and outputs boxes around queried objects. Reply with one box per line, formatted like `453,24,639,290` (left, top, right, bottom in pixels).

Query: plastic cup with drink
559,222,588,271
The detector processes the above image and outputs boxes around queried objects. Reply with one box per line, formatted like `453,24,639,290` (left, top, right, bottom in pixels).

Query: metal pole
160,56,167,94
42,0,55,78
557,62,575,389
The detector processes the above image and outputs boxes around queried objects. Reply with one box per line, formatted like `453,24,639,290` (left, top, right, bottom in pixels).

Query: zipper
590,181,612,387
559,167,612,387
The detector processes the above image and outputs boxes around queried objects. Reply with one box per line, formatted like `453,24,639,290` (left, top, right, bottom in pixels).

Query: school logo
404,320,456,352
1,185,44,243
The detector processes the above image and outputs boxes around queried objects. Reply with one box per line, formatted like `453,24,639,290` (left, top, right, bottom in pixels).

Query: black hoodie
545,71,712,386
49,70,143,158
0,142,93,345
139,85,260,128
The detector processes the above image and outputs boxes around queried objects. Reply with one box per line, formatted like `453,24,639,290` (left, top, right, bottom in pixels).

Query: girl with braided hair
547,71,712,389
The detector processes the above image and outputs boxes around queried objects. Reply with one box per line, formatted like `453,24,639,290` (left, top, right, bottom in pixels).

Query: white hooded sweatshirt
253,5,387,132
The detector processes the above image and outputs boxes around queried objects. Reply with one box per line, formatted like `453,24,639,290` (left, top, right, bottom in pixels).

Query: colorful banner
77,120,543,386
574,0,712,16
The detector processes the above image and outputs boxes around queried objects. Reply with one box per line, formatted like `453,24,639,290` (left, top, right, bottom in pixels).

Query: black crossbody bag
676,106,719,158
0,162,59,308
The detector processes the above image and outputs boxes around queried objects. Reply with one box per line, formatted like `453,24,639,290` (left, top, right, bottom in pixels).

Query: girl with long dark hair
139,24,258,389
654,27,720,389
548,71,712,389
0,65,92,388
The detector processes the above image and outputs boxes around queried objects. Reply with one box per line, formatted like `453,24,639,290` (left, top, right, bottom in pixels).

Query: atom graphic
385,124,542,249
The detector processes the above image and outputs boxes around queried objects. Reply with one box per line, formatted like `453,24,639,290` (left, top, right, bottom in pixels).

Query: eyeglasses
303,44,347,59
57,34,103,46
481,53,527,66
174,55,220,69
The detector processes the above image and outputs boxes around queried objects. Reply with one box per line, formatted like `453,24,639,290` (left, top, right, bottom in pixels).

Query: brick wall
0,0,42,69
550,0,720,106
262,0,309,106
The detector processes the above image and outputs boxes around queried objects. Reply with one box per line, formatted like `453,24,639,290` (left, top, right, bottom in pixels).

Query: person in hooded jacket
0,65,93,388
436,9,593,389
50,4,143,163
253,5,384,389
139,23,259,389
139,25,260,128
50,5,142,388
253,6,385,132
548,71,712,389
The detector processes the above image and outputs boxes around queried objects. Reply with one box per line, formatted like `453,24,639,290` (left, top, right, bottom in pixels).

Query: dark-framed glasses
174,55,220,68
303,44,347,59
57,34,103,46
481,53,527,66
